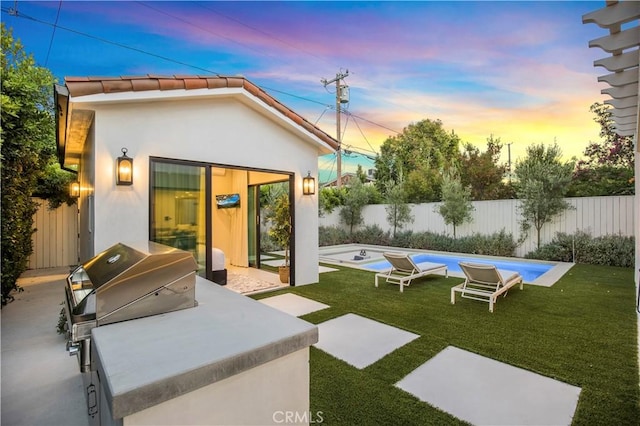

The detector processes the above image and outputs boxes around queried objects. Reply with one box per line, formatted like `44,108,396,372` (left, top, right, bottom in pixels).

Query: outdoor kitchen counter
91,276,318,424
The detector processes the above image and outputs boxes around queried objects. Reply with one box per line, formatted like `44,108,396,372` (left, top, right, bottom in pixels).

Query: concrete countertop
91,276,318,419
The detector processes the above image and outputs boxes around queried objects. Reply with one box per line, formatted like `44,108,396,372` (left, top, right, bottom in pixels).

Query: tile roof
64,75,340,150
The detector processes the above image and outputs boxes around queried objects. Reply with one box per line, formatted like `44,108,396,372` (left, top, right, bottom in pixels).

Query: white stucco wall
72,90,324,286
122,349,311,426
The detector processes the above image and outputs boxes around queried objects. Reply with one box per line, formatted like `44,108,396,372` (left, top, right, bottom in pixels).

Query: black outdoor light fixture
302,171,315,195
70,181,80,198
116,148,133,186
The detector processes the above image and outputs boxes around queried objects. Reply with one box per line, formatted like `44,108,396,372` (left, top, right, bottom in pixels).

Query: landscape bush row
319,225,517,257
525,230,634,268
319,225,634,267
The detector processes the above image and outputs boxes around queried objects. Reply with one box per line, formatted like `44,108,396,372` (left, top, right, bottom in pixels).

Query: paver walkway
261,293,582,424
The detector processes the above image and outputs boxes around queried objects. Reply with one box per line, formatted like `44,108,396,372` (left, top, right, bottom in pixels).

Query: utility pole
321,70,349,188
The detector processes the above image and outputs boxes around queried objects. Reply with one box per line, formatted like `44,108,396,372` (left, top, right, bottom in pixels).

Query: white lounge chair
375,252,448,292
451,262,523,312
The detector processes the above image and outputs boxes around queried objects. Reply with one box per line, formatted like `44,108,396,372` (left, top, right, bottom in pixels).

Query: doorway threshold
225,265,288,295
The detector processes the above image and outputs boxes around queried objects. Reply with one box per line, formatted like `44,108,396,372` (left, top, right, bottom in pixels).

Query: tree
585,102,634,169
339,178,369,235
1,24,70,303
437,171,474,238
355,164,369,184
568,102,634,196
384,180,414,238
374,118,461,201
459,135,514,200
404,165,442,203
318,186,345,217
267,193,291,267
514,143,574,249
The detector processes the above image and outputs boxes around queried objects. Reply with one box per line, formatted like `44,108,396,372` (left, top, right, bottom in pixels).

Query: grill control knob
66,341,79,356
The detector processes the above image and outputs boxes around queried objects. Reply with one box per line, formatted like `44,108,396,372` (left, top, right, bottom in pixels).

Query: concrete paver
396,346,581,426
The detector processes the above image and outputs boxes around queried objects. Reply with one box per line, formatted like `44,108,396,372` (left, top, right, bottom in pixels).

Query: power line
1,7,221,75
319,153,337,184
44,0,62,66
314,106,331,125
1,6,407,151
194,2,331,68
151,1,432,125
136,2,278,61
342,145,378,160
348,113,380,157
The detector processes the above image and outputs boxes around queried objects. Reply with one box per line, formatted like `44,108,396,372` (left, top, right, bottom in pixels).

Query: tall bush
514,143,574,248
1,24,58,303
526,231,634,267
339,178,368,235
266,194,291,266
437,170,474,238
384,180,413,238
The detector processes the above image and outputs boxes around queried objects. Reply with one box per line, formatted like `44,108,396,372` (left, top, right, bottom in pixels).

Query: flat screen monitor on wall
216,193,240,209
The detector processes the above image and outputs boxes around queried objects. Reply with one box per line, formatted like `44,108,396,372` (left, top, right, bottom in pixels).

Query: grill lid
67,241,198,324
82,243,147,290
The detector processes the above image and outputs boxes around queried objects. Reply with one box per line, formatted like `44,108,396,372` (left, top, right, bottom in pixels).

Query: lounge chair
451,262,523,312
375,252,448,292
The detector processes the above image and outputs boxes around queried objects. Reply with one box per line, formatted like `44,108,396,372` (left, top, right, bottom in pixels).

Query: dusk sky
2,1,610,183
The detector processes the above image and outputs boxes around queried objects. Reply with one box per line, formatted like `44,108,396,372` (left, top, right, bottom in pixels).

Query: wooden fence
28,198,78,269
319,195,635,257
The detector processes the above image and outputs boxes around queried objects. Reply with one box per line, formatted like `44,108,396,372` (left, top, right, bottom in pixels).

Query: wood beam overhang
583,0,639,138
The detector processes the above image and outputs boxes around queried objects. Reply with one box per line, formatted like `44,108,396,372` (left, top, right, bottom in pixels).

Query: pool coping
319,243,574,287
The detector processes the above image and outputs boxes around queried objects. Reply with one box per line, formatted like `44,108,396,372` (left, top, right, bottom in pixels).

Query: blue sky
1,1,610,183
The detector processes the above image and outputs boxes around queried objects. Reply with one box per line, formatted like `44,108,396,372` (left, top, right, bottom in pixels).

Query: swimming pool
319,244,572,286
363,253,552,282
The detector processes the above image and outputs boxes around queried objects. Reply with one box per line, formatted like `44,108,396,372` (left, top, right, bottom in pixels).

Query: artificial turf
253,263,639,425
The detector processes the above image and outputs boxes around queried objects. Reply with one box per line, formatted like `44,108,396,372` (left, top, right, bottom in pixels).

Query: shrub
319,226,350,247
390,230,415,249
352,225,391,246
318,226,517,257
260,232,279,253
581,234,634,267
418,232,456,252
526,231,634,267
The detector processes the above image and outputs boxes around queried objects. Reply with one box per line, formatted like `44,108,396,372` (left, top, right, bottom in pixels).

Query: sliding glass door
150,161,208,275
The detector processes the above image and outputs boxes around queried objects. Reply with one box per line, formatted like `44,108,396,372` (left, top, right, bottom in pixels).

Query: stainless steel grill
64,241,198,372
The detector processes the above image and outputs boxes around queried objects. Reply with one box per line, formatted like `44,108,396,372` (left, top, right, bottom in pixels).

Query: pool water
363,253,553,282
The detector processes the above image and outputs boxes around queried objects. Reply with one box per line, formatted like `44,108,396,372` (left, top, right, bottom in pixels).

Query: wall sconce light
302,171,315,195
69,181,80,198
116,148,133,186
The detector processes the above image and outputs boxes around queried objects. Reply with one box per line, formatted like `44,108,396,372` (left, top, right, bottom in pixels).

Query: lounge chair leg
451,288,456,305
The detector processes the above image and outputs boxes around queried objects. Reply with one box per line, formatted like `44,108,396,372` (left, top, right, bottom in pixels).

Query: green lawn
253,263,639,425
